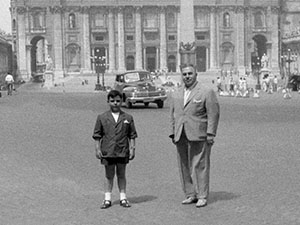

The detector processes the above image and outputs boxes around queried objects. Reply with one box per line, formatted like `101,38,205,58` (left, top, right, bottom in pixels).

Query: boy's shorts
101,157,129,165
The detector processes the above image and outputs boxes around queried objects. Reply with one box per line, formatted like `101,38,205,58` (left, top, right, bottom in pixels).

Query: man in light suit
169,64,220,208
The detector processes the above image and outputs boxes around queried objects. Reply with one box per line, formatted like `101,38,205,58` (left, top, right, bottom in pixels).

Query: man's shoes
120,199,131,208
100,200,112,209
196,199,207,208
181,196,198,204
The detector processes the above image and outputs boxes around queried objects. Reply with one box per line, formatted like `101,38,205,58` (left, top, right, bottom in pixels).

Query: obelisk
179,0,196,66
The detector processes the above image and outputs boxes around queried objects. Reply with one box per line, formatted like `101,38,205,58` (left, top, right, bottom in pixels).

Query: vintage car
288,74,300,91
114,70,167,108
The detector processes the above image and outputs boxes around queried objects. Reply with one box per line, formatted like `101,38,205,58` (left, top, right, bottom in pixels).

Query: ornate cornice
135,6,142,14
159,6,167,14
250,6,267,12
49,6,63,14
81,6,90,14
65,6,82,13
271,6,280,14
235,6,244,13
117,6,124,14
16,6,27,14
208,6,217,13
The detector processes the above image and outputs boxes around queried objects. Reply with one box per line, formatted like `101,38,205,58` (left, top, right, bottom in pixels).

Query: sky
0,0,11,33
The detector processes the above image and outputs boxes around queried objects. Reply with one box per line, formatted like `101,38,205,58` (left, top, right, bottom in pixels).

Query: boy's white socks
120,192,127,200
105,192,112,201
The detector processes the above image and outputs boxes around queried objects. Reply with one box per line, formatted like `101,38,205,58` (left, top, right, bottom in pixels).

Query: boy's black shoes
120,199,131,208
101,200,112,209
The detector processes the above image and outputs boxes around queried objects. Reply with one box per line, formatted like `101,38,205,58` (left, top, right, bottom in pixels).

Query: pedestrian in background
92,90,138,209
273,75,278,92
169,64,220,208
5,72,14,96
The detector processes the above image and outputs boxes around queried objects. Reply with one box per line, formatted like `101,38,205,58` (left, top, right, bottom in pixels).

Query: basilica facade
11,0,284,81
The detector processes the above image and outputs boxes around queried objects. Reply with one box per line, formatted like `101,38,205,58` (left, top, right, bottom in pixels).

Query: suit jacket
93,110,138,158
169,82,220,142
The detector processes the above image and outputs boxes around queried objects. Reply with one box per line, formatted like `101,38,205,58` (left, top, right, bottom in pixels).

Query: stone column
209,7,217,71
143,48,147,69
108,7,116,72
81,7,92,74
215,9,220,69
105,47,109,65
176,7,181,72
160,6,167,71
236,6,245,74
50,6,64,79
16,7,28,80
271,7,280,75
26,45,32,77
135,6,143,70
117,7,126,72
156,47,159,70
206,47,209,71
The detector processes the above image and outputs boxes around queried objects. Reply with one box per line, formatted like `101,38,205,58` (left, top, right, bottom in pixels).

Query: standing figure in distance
93,90,138,209
5,72,14,96
169,64,220,208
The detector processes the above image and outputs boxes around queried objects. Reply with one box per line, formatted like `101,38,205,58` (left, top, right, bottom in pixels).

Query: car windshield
124,72,150,82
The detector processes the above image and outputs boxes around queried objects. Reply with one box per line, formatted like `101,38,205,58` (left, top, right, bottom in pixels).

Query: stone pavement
1,81,300,225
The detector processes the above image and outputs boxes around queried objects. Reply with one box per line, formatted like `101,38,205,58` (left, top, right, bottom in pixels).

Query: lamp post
92,55,106,91
252,56,261,90
281,49,298,86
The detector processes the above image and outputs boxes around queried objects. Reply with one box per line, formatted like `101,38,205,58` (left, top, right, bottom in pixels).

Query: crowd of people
215,73,285,98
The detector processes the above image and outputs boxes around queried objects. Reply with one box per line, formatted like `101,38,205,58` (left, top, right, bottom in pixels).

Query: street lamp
281,48,298,82
252,56,261,90
91,55,107,91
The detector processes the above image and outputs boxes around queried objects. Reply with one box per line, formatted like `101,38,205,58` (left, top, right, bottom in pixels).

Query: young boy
92,90,137,209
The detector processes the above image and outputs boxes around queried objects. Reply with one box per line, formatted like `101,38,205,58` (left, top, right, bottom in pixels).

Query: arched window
223,12,230,28
195,11,208,28
144,12,157,28
12,19,16,30
66,43,80,66
32,12,42,28
167,12,175,28
125,13,134,28
167,55,176,72
126,55,135,70
69,13,76,29
254,11,264,28
221,42,234,65
95,13,105,27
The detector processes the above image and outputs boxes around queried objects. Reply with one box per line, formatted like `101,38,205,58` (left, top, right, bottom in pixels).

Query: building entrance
196,46,206,72
30,36,47,80
146,47,156,72
252,35,267,70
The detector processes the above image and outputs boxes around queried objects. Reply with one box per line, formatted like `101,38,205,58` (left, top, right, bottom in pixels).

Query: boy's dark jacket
93,110,137,158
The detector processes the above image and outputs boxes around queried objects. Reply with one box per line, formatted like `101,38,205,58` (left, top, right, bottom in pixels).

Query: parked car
114,70,167,108
288,74,300,91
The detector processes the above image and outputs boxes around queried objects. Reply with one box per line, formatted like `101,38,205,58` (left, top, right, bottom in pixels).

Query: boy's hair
107,90,122,101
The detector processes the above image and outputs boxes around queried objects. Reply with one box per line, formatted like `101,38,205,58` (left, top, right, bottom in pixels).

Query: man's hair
180,64,196,72
107,89,122,101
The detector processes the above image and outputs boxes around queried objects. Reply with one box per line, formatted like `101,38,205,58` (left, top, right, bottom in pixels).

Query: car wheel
157,100,164,108
144,102,150,107
125,100,132,108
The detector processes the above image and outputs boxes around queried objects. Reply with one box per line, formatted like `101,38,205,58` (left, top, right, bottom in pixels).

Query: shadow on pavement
209,191,241,204
112,195,157,204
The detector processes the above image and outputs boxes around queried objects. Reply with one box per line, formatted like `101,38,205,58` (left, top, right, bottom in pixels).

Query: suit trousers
176,130,211,199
